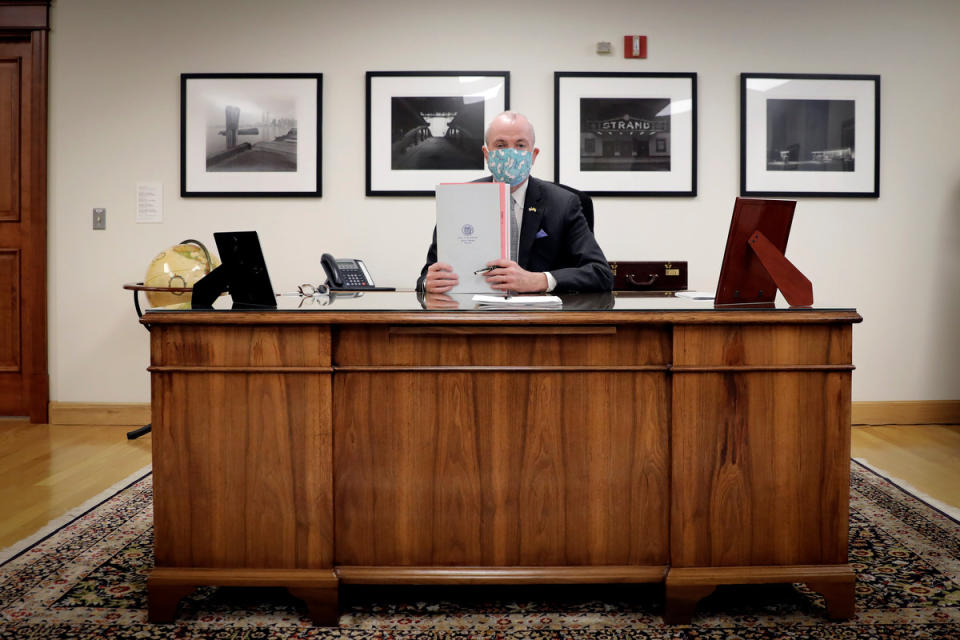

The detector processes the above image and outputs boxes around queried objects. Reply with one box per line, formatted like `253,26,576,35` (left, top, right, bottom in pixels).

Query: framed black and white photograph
741,73,880,197
181,73,322,197
554,72,697,197
366,71,509,196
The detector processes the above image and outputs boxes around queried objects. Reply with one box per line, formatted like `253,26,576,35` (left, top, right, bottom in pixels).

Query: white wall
47,0,960,403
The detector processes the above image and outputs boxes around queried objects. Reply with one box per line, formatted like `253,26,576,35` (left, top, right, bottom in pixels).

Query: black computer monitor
192,231,277,308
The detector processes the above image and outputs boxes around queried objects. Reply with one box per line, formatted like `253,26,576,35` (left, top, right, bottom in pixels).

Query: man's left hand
483,259,548,293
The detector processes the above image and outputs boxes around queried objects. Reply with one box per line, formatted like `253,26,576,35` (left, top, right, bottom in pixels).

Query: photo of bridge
390,96,484,170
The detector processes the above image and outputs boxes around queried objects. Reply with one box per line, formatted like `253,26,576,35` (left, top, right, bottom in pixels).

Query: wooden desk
141,292,861,624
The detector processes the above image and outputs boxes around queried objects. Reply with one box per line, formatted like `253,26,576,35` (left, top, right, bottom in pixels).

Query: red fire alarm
624,35,647,58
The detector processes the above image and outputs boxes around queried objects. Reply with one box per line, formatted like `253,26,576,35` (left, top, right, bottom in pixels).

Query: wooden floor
0,421,957,552
851,424,960,511
0,420,152,550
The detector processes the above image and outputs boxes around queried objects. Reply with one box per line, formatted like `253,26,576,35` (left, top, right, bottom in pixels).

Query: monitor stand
191,264,230,308
191,262,278,309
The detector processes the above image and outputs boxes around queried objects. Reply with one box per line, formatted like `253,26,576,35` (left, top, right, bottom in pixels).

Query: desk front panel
150,325,334,570
334,370,669,566
670,324,853,568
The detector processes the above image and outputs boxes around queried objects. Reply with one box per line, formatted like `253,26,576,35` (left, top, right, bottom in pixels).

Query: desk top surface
141,291,861,325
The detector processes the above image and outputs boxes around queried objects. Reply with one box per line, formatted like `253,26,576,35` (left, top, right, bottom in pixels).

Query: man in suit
417,111,613,294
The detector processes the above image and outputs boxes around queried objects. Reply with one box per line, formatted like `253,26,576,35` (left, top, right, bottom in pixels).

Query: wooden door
0,2,49,421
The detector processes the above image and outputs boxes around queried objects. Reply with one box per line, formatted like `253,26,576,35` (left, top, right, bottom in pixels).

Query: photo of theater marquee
555,72,696,196
579,98,671,172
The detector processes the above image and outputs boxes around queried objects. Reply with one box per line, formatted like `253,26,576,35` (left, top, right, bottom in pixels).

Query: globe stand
122,282,197,440
123,238,216,440
123,282,191,440
126,423,151,440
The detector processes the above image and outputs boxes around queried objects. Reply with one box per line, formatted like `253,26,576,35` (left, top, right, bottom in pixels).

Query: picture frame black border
180,72,323,198
365,70,510,197
553,71,698,198
739,72,880,198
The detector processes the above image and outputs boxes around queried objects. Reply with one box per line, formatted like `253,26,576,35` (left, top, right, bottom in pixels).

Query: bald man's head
484,111,536,148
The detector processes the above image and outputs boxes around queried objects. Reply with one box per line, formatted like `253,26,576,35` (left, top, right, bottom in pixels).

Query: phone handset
321,253,344,287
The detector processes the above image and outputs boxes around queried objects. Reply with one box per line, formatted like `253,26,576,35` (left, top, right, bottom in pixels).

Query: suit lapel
518,178,543,268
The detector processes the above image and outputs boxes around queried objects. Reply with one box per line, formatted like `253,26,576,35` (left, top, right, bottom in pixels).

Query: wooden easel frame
715,198,813,307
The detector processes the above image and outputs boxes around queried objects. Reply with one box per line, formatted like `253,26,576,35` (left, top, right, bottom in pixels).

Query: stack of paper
472,294,562,308
675,291,715,300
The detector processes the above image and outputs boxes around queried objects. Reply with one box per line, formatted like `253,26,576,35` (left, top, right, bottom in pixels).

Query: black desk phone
321,253,395,291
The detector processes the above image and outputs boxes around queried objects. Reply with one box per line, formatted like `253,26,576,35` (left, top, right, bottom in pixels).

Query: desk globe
144,240,219,307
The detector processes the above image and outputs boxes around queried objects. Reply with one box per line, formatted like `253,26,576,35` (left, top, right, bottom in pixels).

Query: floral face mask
486,148,533,187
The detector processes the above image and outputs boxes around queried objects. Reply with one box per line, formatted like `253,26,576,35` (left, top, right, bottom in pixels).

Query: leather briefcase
609,261,688,292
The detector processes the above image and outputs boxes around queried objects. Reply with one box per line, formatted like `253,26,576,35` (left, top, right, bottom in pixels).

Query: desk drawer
673,324,852,368
334,325,670,368
151,325,331,368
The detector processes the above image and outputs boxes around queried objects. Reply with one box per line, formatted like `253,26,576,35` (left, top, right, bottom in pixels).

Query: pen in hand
473,266,496,275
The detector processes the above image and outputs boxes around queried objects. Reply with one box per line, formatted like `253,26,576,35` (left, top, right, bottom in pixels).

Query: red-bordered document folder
436,182,509,294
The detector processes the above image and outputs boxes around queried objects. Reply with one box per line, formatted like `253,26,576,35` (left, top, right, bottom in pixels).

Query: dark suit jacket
416,176,613,292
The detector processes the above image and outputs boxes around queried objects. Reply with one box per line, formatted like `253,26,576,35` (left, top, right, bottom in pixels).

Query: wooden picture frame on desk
715,197,815,307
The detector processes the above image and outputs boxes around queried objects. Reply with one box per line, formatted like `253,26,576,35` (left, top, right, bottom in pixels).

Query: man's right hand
425,262,458,293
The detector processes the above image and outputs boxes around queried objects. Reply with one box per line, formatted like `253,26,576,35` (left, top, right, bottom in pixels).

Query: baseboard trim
48,402,150,426
45,400,960,427
852,400,960,426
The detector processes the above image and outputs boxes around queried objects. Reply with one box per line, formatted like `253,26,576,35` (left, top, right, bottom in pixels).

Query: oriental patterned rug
0,462,958,639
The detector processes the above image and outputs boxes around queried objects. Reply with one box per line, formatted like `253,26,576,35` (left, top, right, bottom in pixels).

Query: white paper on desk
473,294,562,307
436,182,509,294
675,290,715,300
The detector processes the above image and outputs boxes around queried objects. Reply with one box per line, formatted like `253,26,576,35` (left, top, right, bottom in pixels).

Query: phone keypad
343,270,367,288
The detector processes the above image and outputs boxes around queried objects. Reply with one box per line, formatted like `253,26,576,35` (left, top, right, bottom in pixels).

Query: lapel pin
528,207,537,212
